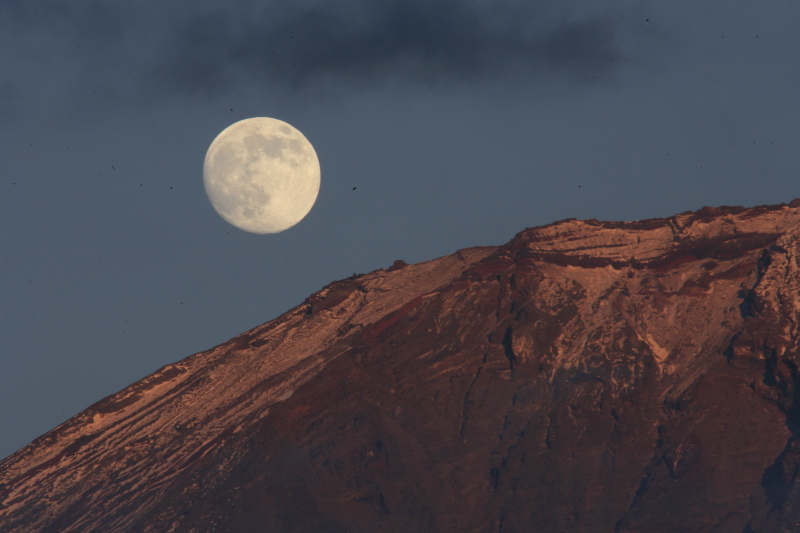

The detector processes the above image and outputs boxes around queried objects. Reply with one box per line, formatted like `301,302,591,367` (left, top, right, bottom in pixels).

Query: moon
203,117,320,234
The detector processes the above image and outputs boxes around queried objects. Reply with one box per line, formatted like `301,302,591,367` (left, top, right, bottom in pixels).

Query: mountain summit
3,201,800,532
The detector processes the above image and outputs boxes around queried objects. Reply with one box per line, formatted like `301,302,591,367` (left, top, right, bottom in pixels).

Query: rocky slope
2,201,800,532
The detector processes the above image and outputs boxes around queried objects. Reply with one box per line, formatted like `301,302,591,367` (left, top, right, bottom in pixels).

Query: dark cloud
3,0,127,47
154,0,621,94
2,0,638,105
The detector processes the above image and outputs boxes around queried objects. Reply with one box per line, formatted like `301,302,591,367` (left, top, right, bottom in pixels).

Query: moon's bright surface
203,117,321,234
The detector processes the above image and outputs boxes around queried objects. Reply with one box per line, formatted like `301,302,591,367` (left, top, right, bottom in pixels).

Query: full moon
203,117,321,234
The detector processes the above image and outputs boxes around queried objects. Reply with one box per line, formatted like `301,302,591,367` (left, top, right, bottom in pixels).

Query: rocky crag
2,201,800,532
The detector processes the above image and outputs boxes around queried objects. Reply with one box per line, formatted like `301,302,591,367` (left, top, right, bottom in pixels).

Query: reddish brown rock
2,202,800,532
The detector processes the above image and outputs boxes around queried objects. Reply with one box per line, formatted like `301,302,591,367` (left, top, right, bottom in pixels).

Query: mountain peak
511,200,800,268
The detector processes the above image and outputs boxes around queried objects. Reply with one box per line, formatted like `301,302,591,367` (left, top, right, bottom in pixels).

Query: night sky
2,1,799,459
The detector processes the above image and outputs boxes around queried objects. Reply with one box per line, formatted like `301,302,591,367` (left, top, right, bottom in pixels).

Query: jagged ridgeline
2,201,800,532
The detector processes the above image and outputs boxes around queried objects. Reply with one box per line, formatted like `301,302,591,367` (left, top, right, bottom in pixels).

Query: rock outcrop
3,201,800,532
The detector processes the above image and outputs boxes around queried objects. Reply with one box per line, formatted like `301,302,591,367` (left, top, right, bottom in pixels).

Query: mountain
3,201,800,532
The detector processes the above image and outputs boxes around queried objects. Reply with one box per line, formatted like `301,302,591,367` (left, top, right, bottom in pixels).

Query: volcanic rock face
3,203,800,532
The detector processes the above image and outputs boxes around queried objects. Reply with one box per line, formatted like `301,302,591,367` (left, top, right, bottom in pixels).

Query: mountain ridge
2,200,800,532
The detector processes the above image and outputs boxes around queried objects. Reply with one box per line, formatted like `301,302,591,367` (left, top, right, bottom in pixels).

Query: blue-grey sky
2,1,799,459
